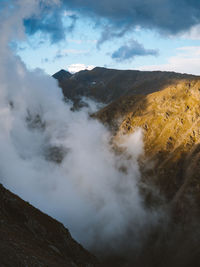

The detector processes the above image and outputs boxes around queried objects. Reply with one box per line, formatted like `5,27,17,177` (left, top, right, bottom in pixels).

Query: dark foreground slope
0,184,98,267
53,67,199,103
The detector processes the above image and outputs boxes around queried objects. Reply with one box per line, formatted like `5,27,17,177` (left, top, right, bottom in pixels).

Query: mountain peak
52,69,72,81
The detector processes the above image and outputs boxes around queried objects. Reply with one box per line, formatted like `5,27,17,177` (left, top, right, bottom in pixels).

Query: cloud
179,24,200,40
23,2,78,43
111,40,158,61
139,46,200,75
0,0,162,258
97,24,132,48
24,10,66,43
51,49,89,62
19,0,200,45
68,63,94,73
63,0,200,34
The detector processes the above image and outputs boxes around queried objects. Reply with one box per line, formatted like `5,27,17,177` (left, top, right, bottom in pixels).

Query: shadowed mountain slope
0,184,98,267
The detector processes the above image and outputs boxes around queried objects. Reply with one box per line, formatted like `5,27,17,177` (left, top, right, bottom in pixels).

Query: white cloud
139,46,200,75
68,63,95,73
179,24,200,40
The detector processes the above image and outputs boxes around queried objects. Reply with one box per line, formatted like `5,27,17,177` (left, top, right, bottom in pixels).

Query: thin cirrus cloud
111,40,159,62
139,46,200,75
55,49,89,58
42,49,90,63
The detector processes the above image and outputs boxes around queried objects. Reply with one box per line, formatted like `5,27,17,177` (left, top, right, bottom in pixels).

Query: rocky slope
0,184,98,267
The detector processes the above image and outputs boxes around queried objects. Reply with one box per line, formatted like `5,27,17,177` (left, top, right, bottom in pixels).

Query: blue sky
14,1,200,75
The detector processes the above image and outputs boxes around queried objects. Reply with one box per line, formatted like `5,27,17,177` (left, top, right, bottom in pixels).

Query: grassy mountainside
94,78,200,266
97,79,200,218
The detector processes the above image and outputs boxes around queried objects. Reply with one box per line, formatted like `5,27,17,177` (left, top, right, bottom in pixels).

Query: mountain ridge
53,67,200,104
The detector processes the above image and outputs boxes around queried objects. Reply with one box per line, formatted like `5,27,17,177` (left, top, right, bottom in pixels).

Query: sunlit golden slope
97,79,200,216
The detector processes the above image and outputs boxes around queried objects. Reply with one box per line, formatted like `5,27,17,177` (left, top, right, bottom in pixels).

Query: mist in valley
0,1,164,261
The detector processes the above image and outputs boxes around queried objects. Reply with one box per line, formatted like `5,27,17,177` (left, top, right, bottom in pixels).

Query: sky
10,0,200,75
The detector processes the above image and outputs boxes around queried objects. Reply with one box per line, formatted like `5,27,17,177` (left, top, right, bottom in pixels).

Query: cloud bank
0,0,160,257
22,0,200,43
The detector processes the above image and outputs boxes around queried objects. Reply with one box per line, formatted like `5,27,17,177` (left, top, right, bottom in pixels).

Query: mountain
0,183,98,267
52,69,72,81
53,67,200,213
53,67,200,265
53,67,199,103
2,67,200,267
94,76,200,267
96,79,200,218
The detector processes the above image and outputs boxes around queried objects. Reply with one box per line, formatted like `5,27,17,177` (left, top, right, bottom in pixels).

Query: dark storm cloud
22,0,200,44
63,0,200,34
23,3,78,43
24,7,65,43
97,24,132,48
111,40,158,61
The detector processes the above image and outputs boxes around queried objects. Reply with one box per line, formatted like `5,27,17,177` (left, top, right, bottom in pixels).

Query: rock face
0,184,98,267
53,67,198,103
